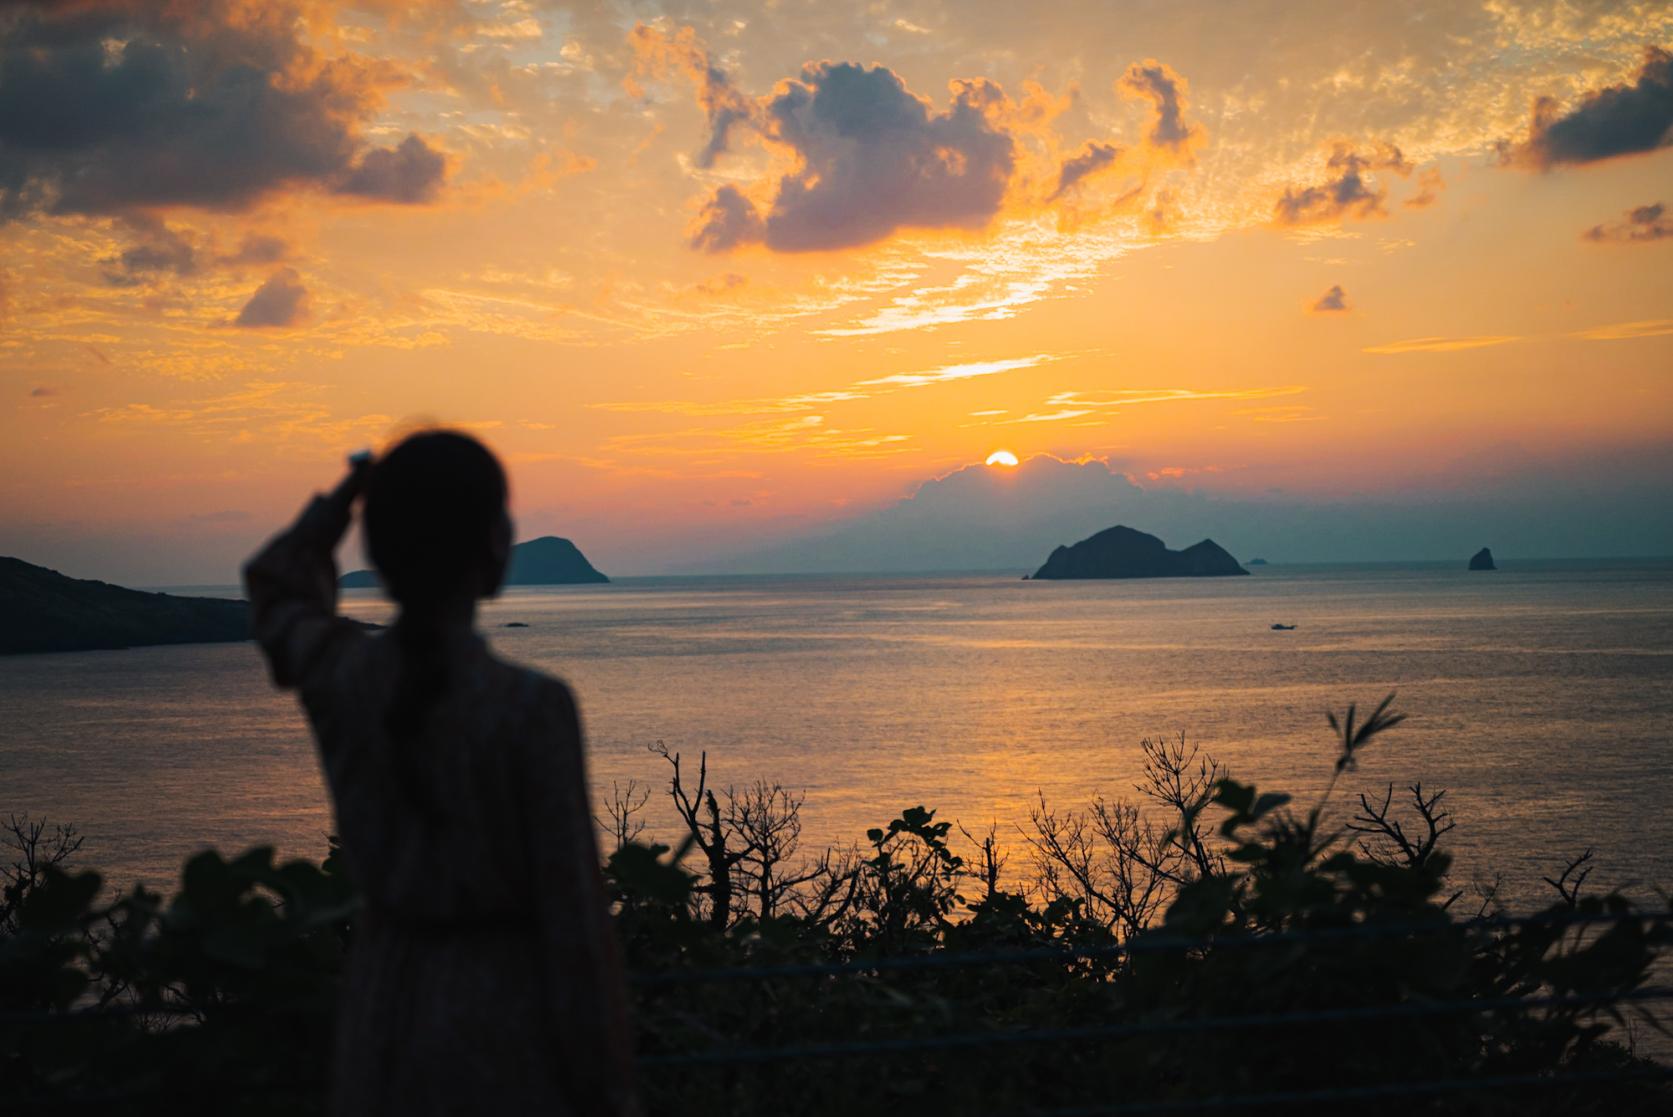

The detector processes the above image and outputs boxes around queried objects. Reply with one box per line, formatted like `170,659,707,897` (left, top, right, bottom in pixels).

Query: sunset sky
3,0,1671,583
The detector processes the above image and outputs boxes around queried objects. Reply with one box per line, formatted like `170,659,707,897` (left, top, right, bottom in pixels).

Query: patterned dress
245,500,637,1116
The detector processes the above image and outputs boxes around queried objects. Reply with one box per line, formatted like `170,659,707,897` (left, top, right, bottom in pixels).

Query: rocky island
1469,547,1496,571
1030,526,1249,580
1,556,250,655
340,535,609,588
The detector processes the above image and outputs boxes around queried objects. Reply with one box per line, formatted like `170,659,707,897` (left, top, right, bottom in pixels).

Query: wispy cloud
600,414,914,461
88,381,393,449
1015,409,1095,423
1363,335,1520,354
1002,385,1305,423
597,354,1057,417
817,221,1139,337
1574,319,1673,341
857,355,1055,388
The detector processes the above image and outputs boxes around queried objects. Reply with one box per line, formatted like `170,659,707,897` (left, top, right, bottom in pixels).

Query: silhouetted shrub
5,699,1670,1114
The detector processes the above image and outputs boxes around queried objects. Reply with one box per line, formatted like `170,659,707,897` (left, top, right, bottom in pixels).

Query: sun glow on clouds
594,354,1057,417
4,2,1673,580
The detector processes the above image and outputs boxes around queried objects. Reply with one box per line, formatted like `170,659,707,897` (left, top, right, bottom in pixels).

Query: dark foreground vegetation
5,698,1670,1114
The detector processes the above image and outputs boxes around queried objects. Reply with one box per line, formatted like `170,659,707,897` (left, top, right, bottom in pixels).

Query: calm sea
3,560,1671,910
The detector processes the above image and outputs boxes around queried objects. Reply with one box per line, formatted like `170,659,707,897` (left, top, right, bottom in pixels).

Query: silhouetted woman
244,431,636,1116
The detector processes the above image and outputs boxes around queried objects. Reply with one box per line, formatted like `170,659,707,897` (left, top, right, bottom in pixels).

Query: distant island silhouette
1031,526,1248,580
340,535,608,588
1469,547,1497,571
1,555,250,655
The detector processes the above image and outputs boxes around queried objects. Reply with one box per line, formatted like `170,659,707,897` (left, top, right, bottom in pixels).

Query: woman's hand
292,453,374,550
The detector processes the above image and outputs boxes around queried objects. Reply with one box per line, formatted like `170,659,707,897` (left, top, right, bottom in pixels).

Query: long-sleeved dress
244,501,636,1116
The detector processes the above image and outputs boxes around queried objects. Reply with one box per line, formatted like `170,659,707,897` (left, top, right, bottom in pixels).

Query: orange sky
2,1,1671,582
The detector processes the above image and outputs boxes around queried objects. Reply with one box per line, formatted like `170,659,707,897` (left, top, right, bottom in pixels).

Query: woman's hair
363,429,508,607
362,431,508,794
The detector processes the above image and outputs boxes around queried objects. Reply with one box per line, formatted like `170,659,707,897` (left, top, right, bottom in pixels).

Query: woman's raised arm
242,457,371,690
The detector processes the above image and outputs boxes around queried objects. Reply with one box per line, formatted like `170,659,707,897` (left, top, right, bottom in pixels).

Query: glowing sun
985,449,1020,467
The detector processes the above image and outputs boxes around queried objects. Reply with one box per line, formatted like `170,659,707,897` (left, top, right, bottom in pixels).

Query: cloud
1312,284,1349,312
29,386,56,397
1574,319,1673,341
689,185,765,253
1504,47,1673,168
333,135,448,204
722,61,1017,252
857,355,1054,388
629,23,758,169
1362,335,1520,354
0,3,441,221
1405,167,1445,208
646,25,1201,254
219,233,291,267
694,271,749,296
597,354,1054,416
235,267,310,328
1117,60,1204,161
102,219,294,287
1051,142,1124,200
101,215,197,285
1007,385,1305,423
1583,201,1672,243
1274,142,1414,225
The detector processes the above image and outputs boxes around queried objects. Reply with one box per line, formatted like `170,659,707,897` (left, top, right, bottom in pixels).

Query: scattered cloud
1118,60,1205,162
629,23,759,169
694,272,749,296
1362,335,1520,354
88,380,392,450
598,354,1055,416
1583,201,1672,243
689,59,1018,252
1274,142,1414,225
0,3,444,222
644,24,1197,254
1050,142,1124,200
220,234,292,268
689,185,765,253
1575,319,1673,341
1009,385,1305,423
334,135,448,204
1312,284,1350,312
1405,167,1445,208
235,268,311,329
1502,46,1673,168
29,386,57,398
857,355,1055,388
101,216,198,285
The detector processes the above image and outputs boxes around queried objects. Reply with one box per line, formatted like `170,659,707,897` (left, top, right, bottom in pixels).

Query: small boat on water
1271,623,1296,631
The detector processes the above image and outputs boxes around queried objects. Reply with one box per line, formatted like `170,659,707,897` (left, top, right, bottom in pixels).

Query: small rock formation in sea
1469,547,1497,571
342,535,609,588
1247,558,1269,566
1,556,249,655
503,622,529,628
1030,525,1249,580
